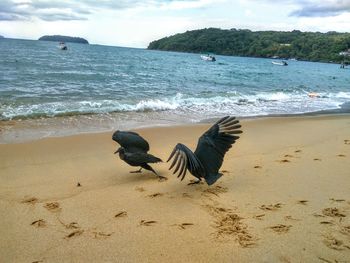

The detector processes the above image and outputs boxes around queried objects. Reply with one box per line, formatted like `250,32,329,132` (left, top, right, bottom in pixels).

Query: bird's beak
114,148,120,154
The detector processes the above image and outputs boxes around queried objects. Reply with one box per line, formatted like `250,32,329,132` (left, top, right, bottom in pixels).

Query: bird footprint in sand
277,159,290,163
92,231,113,239
135,186,145,192
322,207,346,218
323,234,348,251
21,197,38,205
65,222,80,229
140,220,157,226
182,193,192,198
202,185,228,197
173,223,194,230
340,225,350,236
344,139,350,145
329,198,345,202
44,202,61,212
57,218,81,230
147,192,164,198
269,224,292,233
337,154,346,157
65,230,84,239
114,211,127,218
284,215,301,221
204,203,255,247
253,214,265,220
31,219,46,228
320,221,334,225
259,203,283,211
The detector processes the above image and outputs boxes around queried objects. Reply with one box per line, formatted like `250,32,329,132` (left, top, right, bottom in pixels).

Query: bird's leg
187,179,202,185
141,164,167,181
130,168,142,173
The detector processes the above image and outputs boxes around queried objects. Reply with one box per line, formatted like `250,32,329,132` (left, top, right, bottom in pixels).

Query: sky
0,0,350,48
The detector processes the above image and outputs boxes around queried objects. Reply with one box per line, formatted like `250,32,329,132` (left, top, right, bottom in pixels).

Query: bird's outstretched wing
112,130,150,153
167,143,205,181
194,116,242,175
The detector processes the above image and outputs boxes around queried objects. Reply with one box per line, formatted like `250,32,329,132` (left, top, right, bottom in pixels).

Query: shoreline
1,108,350,144
1,114,349,262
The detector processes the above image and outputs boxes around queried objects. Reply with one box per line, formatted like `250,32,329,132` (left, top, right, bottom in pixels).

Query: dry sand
0,115,350,262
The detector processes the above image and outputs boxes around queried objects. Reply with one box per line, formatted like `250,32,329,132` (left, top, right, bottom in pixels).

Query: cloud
0,0,209,21
0,0,89,21
0,12,25,21
290,0,350,17
246,0,350,17
37,13,88,21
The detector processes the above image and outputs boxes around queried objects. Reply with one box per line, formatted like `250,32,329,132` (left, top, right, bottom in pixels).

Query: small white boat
308,92,320,98
201,54,216,62
58,42,67,50
272,60,288,66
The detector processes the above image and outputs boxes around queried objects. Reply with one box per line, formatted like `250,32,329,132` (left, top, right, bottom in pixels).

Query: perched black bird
167,116,242,185
112,130,166,180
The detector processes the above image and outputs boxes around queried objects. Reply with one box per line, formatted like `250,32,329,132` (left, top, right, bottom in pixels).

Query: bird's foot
158,175,168,182
187,179,202,185
130,168,142,173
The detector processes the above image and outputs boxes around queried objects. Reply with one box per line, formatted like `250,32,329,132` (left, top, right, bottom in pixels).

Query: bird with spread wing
167,116,242,185
112,130,166,181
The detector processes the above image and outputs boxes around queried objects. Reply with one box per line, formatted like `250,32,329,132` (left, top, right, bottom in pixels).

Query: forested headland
39,35,89,44
148,28,350,63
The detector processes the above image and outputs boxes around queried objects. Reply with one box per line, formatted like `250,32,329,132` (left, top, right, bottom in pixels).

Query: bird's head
112,130,121,143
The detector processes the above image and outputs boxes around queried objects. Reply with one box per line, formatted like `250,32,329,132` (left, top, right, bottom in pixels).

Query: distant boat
201,54,216,62
272,60,288,66
58,42,67,50
340,62,348,69
308,92,320,98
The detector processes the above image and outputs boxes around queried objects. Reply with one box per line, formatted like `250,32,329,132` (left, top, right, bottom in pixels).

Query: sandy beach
0,115,350,262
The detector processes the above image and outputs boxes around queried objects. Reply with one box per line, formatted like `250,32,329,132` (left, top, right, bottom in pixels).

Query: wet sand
0,115,350,262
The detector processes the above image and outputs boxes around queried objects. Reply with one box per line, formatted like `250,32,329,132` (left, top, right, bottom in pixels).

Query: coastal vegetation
148,28,350,63
38,35,88,44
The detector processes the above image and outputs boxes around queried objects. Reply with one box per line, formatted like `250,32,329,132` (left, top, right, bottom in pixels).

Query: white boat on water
272,60,288,66
58,42,67,50
201,54,216,62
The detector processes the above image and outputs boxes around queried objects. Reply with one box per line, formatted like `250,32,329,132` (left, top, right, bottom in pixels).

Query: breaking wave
1,91,350,120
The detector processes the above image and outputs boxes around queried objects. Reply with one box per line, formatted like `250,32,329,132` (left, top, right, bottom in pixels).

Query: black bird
167,116,242,185
112,130,166,180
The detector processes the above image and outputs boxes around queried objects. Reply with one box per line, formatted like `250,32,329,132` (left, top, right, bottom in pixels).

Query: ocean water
1,38,350,142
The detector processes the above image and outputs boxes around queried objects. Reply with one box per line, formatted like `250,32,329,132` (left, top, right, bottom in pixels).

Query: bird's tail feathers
204,173,223,185
148,154,162,163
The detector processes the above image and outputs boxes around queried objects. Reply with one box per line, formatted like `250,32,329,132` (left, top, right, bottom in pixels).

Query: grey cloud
0,0,193,21
0,12,27,21
290,1,350,17
250,0,350,17
38,13,88,21
0,0,91,21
